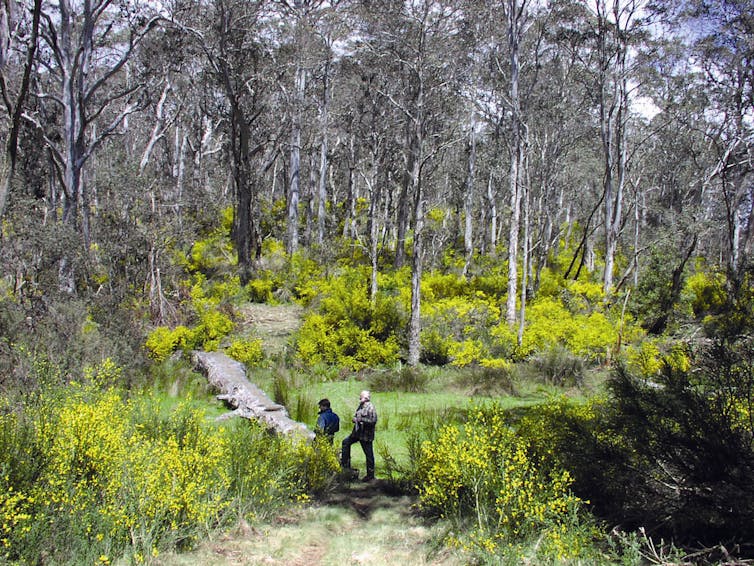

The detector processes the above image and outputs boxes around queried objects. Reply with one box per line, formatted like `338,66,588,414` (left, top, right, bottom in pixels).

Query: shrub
368,366,430,393
529,345,586,387
224,337,264,367
624,339,662,378
295,313,400,370
145,325,196,361
419,329,452,365
247,277,275,303
602,362,754,547
184,207,236,274
683,269,727,319
454,364,517,397
416,404,591,561
624,339,691,379
0,376,341,564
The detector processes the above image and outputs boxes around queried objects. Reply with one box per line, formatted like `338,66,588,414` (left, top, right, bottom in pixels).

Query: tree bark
287,64,306,256
0,0,41,221
463,121,476,276
505,0,528,327
193,350,315,440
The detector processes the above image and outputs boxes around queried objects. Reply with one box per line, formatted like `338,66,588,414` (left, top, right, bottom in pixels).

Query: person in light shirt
340,390,378,482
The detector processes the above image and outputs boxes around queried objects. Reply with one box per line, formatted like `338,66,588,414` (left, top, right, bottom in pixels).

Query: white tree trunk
287,64,306,255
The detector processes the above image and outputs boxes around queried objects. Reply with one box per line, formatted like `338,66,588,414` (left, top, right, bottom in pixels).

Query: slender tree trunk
407,169,424,367
505,0,526,327
463,122,476,276
406,81,424,366
486,171,497,253
317,62,330,246
395,85,421,269
365,160,381,303
597,0,630,295
0,0,41,221
287,64,306,256
518,172,530,346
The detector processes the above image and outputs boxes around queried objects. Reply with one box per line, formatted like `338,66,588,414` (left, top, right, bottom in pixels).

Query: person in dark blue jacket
316,398,340,444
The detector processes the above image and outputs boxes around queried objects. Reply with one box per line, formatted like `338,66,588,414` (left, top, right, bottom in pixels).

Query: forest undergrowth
2,230,754,565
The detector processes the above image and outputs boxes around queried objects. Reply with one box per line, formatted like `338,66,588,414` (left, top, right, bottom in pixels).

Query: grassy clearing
240,363,607,479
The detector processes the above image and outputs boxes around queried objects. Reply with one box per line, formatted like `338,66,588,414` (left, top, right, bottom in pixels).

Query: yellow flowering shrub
625,340,691,378
295,267,402,369
145,325,196,361
416,404,588,559
225,337,265,366
0,374,340,564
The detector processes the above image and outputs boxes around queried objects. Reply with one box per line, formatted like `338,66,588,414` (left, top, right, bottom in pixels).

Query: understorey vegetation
2,218,753,563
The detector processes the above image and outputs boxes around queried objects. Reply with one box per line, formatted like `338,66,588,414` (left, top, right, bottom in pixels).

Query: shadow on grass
317,476,420,521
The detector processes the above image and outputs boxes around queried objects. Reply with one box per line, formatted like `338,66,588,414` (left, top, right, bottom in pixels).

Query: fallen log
192,351,315,441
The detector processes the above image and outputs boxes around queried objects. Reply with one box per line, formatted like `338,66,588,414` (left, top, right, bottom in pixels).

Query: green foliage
600,361,754,546
421,293,500,366
528,345,586,387
683,268,727,319
291,256,639,371
182,207,236,274
144,270,238,360
520,343,754,552
145,325,196,361
623,339,691,379
224,337,264,367
415,404,595,562
295,266,402,370
247,277,275,303
515,397,610,502
297,313,400,370
468,260,508,298
502,295,620,362
453,364,517,397
0,375,339,564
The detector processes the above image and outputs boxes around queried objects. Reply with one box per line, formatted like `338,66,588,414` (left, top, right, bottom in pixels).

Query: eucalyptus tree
25,0,161,293
468,0,543,328
176,0,276,282
126,13,230,321
359,0,464,366
0,0,41,222
310,4,353,247
273,0,342,255
501,0,533,326
682,0,754,295
587,0,648,294
523,2,595,293
632,0,754,325
331,51,400,300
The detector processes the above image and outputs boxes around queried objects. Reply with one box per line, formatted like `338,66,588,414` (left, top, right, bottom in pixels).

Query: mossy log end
192,351,315,441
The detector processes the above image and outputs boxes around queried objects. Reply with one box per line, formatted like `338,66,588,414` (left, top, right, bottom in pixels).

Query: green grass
236,364,604,479
152,358,608,479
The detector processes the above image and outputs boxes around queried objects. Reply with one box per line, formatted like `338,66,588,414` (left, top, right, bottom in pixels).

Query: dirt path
157,480,461,566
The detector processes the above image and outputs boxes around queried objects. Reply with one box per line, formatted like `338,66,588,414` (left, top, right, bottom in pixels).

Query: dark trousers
341,435,375,477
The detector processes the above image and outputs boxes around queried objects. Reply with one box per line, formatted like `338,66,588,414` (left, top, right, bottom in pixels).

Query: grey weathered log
192,351,315,441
